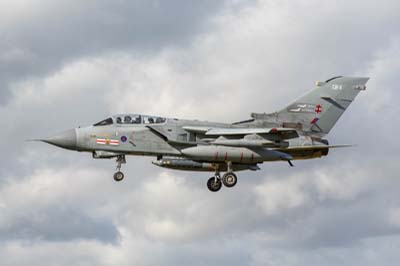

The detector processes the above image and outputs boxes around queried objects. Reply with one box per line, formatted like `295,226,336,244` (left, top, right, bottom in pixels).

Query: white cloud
255,177,310,215
387,208,400,227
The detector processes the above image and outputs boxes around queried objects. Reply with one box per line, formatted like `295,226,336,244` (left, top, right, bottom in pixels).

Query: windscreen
93,117,113,126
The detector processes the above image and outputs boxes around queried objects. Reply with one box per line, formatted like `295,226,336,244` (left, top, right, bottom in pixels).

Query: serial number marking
332,84,343,90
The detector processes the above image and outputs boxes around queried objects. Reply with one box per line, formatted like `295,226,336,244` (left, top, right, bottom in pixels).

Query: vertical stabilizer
275,76,368,135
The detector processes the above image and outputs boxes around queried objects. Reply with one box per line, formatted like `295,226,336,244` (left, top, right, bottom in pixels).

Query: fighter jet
39,76,368,192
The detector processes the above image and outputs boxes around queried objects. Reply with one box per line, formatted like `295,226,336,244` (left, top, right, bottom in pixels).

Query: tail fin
275,76,369,135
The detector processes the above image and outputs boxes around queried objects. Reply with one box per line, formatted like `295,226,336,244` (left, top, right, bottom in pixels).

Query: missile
152,157,216,171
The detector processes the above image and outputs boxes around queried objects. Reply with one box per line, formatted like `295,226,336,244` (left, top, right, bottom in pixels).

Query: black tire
222,172,237,188
113,171,124,182
207,177,222,192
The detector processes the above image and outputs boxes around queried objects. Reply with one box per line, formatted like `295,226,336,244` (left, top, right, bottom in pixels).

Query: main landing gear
222,172,237,188
113,155,126,182
207,170,222,192
206,162,238,192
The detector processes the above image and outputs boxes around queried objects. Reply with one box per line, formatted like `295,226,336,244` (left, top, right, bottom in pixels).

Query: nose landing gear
113,155,126,182
113,171,124,181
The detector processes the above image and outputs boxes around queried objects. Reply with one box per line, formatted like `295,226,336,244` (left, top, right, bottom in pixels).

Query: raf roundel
121,136,127,142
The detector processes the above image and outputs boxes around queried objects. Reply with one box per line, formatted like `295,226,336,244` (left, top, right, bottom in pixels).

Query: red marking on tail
310,117,319,124
315,104,322,114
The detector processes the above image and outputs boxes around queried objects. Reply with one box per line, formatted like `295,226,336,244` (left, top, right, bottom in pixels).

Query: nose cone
43,129,77,150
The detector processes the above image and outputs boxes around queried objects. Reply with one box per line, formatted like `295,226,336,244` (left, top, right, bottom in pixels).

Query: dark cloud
0,206,119,243
0,0,225,105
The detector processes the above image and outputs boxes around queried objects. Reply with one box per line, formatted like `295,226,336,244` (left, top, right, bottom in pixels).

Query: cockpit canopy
93,114,166,126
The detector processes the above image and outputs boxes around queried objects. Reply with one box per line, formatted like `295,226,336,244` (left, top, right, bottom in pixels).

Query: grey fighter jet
39,76,368,192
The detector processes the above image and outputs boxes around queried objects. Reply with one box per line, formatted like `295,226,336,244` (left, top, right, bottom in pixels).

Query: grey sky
1,0,400,265
0,0,224,104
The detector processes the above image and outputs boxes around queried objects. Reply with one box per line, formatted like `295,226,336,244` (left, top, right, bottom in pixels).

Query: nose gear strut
113,155,126,182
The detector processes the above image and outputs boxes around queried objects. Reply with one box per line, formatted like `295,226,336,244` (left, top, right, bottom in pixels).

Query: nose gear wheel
114,171,124,181
113,155,126,182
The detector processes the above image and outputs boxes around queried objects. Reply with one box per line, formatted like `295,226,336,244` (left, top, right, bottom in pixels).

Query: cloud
0,168,120,243
0,0,226,105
